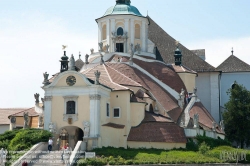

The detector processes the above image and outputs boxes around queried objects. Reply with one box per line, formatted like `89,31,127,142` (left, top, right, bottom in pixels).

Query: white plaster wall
196,72,220,123
220,72,250,108
0,125,9,134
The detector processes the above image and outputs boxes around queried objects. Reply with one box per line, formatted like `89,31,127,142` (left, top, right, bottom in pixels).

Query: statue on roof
94,70,101,85
98,42,103,52
43,72,50,86
193,113,199,128
23,112,29,129
90,48,94,54
34,93,40,104
135,43,141,54
105,44,110,53
85,54,89,64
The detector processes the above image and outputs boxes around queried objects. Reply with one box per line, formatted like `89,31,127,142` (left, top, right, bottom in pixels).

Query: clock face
66,75,76,86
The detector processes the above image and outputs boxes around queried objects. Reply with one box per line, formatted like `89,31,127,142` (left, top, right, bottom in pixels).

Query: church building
39,0,226,150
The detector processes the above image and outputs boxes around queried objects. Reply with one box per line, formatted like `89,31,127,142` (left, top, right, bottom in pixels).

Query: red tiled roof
189,102,217,130
9,107,38,117
102,123,125,129
128,122,187,143
107,63,181,121
143,112,172,122
168,64,197,74
0,108,28,125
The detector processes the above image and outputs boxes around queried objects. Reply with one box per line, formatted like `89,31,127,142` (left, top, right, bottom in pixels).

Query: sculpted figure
90,48,94,54
98,42,103,52
83,121,90,137
85,54,89,64
94,70,101,85
105,44,110,53
34,93,40,104
193,113,199,128
23,112,29,129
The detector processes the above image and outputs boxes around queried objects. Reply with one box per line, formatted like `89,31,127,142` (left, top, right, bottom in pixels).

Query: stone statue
90,48,94,54
94,70,101,85
193,113,199,128
23,112,29,129
85,54,89,64
135,43,141,54
49,122,55,133
34,93,40,104
193,87,197,95
100,53,104,65
220,120,224,132
178,88,185,108
39,115,44,127
111,31,117,37
212,121,216,131
41,98,44,109
0,148,7,165
105,44,110,53
83,121,90,137
10,116,16,129
98,42,103,52
43,72,50,85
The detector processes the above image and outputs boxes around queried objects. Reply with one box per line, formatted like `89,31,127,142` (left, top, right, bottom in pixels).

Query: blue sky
1,0,250,107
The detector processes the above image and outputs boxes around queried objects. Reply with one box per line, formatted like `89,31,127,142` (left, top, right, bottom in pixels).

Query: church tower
96,0,149,53
60,51,69,72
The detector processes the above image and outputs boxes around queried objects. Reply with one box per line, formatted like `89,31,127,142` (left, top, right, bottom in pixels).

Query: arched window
117,27,124,36
66,101,75,114
135,24,140,39
102,25,107,40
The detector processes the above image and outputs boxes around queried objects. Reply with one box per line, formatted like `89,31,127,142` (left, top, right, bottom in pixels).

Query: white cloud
186,37,250,68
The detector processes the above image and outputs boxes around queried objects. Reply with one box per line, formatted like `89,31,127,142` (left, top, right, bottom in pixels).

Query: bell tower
60,51,69,72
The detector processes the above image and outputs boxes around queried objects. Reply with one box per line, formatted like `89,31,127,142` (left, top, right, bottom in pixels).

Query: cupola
60,51,69,72
174,43,182,66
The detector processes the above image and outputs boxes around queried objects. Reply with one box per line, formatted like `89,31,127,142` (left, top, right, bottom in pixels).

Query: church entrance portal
58,126,83,150
116,43,124,52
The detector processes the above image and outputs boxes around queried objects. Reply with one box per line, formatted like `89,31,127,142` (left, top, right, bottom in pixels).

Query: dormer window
117,27,124,36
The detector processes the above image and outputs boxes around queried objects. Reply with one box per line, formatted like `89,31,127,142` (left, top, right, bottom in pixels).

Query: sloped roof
107,63,181,121
216,55,250,72
189,102,220,131
128,121,187,143
168,64,197,75
9,107,38,117
0,108,29,125
148,16,215,72
143,112,172,122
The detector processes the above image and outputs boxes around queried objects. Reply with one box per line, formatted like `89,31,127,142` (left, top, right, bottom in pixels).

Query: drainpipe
218,71,222,122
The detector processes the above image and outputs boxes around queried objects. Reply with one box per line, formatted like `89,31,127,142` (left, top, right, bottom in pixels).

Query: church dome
103,3,143,17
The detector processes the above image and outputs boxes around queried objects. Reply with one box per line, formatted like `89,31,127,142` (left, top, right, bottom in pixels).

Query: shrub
186,138,198,151
196,135,231,148
199,142,210,154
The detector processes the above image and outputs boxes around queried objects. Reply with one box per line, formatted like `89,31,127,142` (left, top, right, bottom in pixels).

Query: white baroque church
6,0,250,150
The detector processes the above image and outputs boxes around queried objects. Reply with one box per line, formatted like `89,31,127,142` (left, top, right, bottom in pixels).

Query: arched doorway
58,126,84,150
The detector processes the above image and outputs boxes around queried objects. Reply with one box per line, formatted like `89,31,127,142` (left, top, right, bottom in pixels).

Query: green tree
223,82,250,148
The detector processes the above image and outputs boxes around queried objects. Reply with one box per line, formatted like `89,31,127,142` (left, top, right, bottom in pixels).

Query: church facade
38,0,226,150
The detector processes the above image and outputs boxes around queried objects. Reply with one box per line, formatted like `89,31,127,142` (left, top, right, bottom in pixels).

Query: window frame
63,96,78,115
113,107,121,118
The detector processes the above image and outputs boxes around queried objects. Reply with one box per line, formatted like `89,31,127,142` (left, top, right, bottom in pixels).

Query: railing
69,141,84,166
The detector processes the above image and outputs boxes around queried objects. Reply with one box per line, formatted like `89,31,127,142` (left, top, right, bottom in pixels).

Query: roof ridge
8,107,34,117
103,65,128,90
107,63,143,87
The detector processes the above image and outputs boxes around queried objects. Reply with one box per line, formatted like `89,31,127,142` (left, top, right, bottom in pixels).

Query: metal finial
231,47,234,55
79,52,81,59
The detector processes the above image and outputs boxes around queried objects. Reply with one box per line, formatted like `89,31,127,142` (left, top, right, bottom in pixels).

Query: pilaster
130,19,135,46
106,19,110,46
44,96,53,130
98,21,102,43
141,20,146,52
111,19,116,52
124,19,129,53
89,94,101,137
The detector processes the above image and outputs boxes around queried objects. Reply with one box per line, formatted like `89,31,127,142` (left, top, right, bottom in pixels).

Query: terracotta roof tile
143,112,172,122
107,63,181,120
128,122,187,143
148,16,215,72
9,107,39,117
0,108,29,125
216,55,250,72
102,123,125,129
189,102,218,130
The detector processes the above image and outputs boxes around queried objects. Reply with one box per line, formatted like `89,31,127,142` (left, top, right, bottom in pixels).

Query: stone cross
98,42,103,52
43,72,50,86
23,112,29,129
85,54,89,64
193,113,199,128
83,121,90,137
94,70,101,85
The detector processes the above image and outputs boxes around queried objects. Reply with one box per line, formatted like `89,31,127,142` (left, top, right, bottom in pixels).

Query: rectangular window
114,108,120,118
106,103,110,117
66,101,75,114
